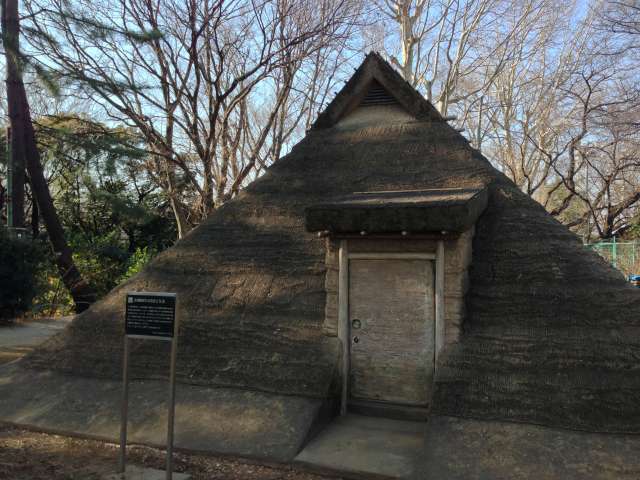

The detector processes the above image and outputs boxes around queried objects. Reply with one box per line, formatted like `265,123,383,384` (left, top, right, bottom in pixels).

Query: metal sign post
166,328,178,479
120,292,179,480
118,335,130,473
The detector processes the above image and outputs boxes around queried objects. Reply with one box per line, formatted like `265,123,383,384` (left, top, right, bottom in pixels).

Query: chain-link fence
586,239,640,279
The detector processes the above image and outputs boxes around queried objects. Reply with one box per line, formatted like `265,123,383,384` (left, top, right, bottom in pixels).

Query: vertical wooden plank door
348,258,435,406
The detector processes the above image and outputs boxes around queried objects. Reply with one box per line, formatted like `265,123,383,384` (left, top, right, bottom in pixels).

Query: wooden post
338,240,349,415
118,336,130,474
435,240,445,366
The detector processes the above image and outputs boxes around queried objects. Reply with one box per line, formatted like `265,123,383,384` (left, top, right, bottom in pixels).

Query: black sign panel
125,292,176,339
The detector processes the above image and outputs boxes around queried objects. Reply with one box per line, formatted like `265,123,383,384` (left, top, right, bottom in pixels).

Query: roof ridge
312,51,445,129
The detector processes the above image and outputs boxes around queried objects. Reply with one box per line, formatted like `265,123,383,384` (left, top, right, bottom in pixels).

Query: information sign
125,292,176,339
120,292,179,480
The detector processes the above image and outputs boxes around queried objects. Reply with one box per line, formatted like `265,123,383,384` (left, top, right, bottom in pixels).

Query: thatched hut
26,53,640,437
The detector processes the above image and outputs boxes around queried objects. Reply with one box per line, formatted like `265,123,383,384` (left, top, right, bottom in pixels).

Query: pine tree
1,0,95,312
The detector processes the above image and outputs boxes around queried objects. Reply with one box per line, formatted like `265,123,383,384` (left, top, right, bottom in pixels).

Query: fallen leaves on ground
0,425,341,480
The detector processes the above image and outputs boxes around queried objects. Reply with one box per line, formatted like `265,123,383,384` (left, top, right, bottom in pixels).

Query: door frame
337,240,445,415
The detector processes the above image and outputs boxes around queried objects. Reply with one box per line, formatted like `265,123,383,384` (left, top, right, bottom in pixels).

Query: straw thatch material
26,53,640,432
305,188,488,234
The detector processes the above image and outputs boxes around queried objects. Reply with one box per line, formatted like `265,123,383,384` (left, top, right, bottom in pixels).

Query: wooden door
348,258,435,406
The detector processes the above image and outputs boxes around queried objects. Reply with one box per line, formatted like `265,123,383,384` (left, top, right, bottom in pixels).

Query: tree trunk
2,0,95,312
0,179,5,222
1,0,24,228
162,158,189,239
29,181,39,238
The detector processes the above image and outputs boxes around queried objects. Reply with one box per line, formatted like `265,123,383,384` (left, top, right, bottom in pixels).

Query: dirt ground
0,424,342,480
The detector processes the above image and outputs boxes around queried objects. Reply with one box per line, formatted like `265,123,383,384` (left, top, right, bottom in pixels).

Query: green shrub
30,257,74,318
119,246,157,283
0,231,47,321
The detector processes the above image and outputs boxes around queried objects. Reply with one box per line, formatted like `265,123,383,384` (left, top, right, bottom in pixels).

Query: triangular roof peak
313,52,444,129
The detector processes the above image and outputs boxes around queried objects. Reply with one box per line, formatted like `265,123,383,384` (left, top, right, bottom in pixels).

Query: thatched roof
26,52,640,433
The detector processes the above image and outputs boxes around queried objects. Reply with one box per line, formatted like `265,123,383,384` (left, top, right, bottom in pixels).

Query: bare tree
375,0,640,240
485,3,638,242
478,1,587,195
526,61,640,239
597,0,640,55
25,0,361,238
372,0,553,118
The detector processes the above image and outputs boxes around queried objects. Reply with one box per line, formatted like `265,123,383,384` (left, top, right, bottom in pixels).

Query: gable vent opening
360,81,399,107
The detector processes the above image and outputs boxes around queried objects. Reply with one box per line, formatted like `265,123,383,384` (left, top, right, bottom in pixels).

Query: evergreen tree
1,0,95,312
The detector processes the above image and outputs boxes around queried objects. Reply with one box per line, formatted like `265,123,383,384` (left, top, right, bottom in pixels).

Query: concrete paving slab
417,415,640,480
103,465,191,479
295,413,425,478
0,362,322,462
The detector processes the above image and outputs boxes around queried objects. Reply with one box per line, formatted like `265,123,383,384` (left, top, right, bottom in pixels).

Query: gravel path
0,317,71,366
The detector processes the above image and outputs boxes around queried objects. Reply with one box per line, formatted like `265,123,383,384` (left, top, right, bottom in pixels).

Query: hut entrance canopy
306,188,487,414
305,187,488,236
